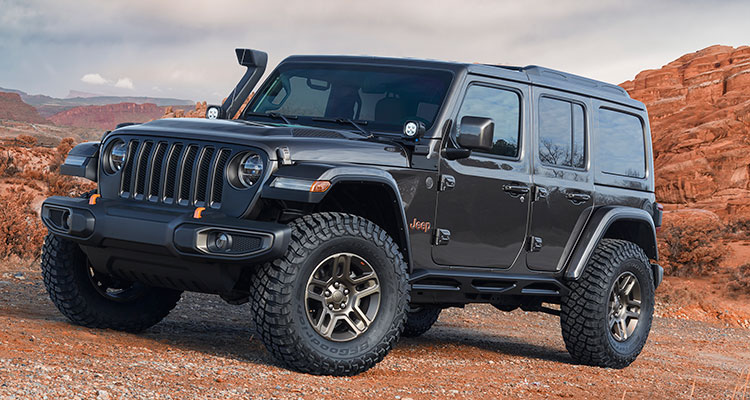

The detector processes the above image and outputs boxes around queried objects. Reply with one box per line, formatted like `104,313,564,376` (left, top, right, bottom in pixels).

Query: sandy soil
1,258,750,399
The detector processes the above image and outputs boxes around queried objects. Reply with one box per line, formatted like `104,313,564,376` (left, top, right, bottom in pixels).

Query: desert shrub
16,134,37,147
657,210,727,277
49,137,75,173
0,186,46,259
729,264,750,293
0,149,18,177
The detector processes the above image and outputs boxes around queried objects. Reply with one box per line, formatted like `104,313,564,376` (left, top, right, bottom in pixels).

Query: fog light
215,233,231,250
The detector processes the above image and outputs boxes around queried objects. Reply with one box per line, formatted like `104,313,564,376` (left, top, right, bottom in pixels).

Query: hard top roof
280,55,643,110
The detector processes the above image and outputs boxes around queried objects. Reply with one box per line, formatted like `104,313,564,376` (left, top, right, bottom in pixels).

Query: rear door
432,78,532,269
526,89,595,272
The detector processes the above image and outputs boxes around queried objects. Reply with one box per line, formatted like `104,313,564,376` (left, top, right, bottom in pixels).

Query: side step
409,269,569,305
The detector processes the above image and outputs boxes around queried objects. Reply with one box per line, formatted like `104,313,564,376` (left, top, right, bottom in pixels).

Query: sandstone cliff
620,45,750,220
48,102,166,130
0,92,50,124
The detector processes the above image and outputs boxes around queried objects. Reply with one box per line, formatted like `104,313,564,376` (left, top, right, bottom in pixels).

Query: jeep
40,48,663,376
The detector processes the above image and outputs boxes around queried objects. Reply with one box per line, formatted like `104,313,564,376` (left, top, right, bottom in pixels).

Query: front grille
118,140,229,209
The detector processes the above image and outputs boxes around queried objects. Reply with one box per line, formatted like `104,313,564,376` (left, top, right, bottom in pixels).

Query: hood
114,118,410,168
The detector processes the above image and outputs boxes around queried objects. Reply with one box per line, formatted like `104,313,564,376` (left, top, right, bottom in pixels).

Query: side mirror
457,116,494,151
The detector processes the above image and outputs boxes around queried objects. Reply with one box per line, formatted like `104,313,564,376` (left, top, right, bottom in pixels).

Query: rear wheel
560,239,655,368
402,306,441,338
252,212,409,375
41,234,182,332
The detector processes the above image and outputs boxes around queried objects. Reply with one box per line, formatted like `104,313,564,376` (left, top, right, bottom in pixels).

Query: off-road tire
560,239,655,368
251,212,409,376
402,306,441,338
41,234,182,333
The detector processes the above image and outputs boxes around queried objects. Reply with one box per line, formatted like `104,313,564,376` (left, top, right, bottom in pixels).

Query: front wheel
560,239,655,368
252,212,409,376
41,234,182,332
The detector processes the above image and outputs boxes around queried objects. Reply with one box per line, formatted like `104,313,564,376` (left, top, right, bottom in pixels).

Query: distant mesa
48,102,180,130
0,86,194,117
0,91,49,124
66,90,104,99
620,44,750,220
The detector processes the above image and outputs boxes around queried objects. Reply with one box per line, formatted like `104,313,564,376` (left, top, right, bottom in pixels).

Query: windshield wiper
312,117,373,139
245,111,298,125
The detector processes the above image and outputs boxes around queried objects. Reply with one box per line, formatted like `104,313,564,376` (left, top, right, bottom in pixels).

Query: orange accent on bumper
310,180,331,193
193,207,206,219
88,194,101,205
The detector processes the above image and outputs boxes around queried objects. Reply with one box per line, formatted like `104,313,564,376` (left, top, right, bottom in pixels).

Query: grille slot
148,142,168,199
133,141,154,198
117,140,229,209
194,147,215,206
179,145,199,205
163,143,184,203
120,140,140,196
211,149,231,207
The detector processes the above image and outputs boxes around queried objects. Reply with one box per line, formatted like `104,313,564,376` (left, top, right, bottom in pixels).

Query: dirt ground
1,258,750,400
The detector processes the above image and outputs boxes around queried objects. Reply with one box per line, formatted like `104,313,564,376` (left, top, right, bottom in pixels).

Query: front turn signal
193,207,206,219
310,180,331,193
88,194,101,205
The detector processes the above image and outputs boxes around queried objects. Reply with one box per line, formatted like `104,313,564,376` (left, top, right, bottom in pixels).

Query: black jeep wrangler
41,49,663,376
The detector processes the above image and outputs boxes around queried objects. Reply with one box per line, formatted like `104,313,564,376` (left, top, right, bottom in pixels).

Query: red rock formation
48,102,166,130
162,96,252,120
163,101,208,119
0,92,49,124
620,45,750,221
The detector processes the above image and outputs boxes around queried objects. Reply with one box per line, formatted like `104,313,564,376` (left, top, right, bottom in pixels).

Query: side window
598,109,646,178
457,85,521,158
538,97,585,169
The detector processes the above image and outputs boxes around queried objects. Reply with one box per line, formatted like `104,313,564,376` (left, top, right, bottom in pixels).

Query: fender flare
262,165,413,271
59,141,100,182
564,206,658,280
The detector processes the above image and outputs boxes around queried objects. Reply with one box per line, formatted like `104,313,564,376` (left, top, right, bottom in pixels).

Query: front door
526,90,595,271
432,80,531,269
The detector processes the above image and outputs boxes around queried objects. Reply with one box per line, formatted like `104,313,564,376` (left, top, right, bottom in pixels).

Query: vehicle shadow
4,277,571,371
398,325,574,365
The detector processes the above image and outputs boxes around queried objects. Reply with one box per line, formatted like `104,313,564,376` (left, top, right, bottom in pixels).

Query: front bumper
41,196,291,292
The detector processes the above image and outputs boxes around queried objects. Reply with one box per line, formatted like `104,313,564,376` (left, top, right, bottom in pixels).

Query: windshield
246,63,453,133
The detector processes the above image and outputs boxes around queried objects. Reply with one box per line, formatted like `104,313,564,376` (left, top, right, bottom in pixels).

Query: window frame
452,82,524,161
597,106,648,180
536,94,589,172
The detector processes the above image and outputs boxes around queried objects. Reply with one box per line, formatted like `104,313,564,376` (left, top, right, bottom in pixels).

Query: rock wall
48,102,166,130
620,45,750,220
0,92,50,124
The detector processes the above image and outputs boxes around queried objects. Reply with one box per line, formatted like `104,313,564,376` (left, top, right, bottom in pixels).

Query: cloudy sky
2,0,749,103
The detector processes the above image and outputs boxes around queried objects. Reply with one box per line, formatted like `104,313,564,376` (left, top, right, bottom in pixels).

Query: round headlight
105,139,127,174
237,153,263,187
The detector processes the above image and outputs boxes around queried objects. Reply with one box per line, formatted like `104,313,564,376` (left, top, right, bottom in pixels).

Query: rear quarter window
597,108,646,179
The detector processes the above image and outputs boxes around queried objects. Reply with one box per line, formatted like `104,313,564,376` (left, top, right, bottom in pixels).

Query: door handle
566,192,591,203
503,184,530,195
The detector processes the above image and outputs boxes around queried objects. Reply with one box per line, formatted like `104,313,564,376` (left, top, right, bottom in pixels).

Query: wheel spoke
622,276,636,295
306,287,326,303
618,319,628,340
316,311,337,339
352,304,372,327
350,271,376,285
341,314,364,334
335,254,352,278
354,283,380,299
625,310,640,319
309,277,329,289
627,298,641,308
